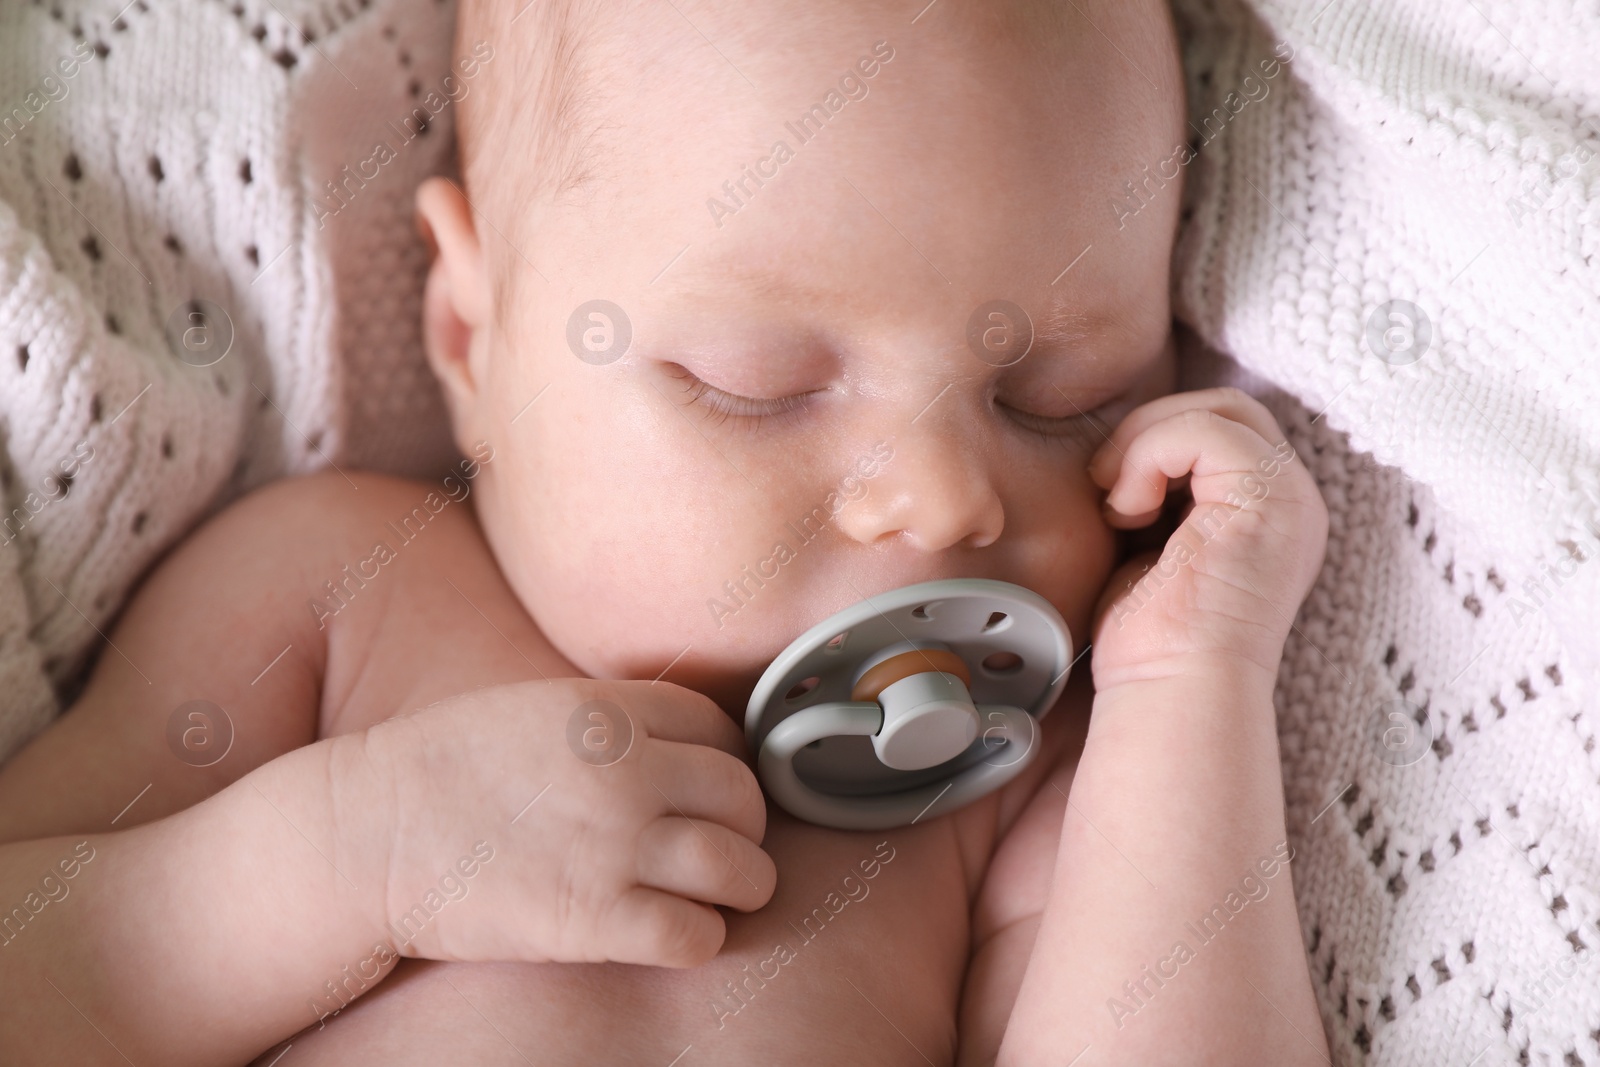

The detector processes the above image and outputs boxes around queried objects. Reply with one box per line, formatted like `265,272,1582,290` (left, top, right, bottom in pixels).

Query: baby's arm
0,730,404,1065
993,389,1331,1066
0,473,407,1064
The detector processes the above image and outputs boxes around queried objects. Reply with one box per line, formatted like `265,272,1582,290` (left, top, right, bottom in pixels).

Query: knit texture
0,0,459,758
1168,0,1600,1062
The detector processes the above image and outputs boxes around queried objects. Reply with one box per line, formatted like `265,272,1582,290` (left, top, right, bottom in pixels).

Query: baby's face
425,0,1186,712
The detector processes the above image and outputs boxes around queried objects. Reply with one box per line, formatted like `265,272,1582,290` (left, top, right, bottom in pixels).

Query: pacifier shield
745,578,1074,828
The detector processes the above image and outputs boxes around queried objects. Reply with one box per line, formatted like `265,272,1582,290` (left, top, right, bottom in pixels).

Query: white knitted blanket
0,0,458,754
2,1,1598,1063
1169,0,1600,1062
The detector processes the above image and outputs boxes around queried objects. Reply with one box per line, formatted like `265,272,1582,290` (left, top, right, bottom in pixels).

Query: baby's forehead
456,0,1182,215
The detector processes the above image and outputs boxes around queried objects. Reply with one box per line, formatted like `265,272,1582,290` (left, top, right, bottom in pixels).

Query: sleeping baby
0,0,1332,1063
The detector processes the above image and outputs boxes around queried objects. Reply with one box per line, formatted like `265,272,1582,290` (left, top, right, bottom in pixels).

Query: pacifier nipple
851,645,979,771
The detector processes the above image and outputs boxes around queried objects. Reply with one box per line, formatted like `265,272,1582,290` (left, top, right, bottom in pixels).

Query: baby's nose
833,426,1004,552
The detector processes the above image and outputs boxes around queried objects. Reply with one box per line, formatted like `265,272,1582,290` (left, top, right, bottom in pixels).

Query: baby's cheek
567,523,775,666
1019,496,1120,642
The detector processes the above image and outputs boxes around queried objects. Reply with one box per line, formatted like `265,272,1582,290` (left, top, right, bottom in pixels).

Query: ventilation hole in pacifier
981,651,1024,675
786,676,821,701
825,631,849,653
911,602,939,620
982,611,1010,632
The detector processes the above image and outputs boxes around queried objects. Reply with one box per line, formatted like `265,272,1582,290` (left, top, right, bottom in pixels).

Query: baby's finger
607,680,746,759
636,816,777,913
603,886,728,968
1102,498,1164,531
1102,407,1287,520
640,739,768,843
1090,387,1285,490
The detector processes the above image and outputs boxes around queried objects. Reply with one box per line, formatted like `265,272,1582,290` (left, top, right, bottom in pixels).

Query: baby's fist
1087,387,1328,689
360,679,776,969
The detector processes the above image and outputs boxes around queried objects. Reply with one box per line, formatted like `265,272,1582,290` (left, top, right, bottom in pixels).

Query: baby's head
418,0,1186,711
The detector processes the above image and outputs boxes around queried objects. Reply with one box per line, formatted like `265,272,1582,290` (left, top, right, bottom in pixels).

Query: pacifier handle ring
757,702,1041,831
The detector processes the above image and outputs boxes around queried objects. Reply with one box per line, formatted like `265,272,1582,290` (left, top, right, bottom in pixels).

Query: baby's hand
1087,387,1328,690
355,679,775,968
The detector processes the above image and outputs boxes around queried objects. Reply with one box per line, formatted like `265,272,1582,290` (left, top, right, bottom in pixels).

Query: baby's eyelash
999,401,1116,448
664,362,1116,445
665,364,813,430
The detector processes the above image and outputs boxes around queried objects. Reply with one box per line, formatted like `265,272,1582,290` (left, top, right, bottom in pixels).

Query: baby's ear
415,177,490,415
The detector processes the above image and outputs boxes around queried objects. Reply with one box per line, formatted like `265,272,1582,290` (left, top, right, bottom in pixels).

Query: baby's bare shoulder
0,469,458,838
0,467,514,841
194,468,494,599
111,466,483,709
113,465,506,732
210,468,524,714
147,470,458,646
255,468,572,735
217,469,458,549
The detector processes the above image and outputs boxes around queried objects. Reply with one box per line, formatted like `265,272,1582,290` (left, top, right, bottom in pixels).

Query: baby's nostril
786,676,821,701
981,651,1023,674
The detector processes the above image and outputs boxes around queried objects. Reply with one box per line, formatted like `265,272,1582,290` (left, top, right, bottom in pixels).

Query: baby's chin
569,624,793,719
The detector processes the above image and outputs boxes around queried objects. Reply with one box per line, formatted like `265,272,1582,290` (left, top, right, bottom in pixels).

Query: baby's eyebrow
661,261,854,311
1031,302,1097,350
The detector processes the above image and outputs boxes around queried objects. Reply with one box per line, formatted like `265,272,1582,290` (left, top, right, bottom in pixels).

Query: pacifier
744,579,1075,830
